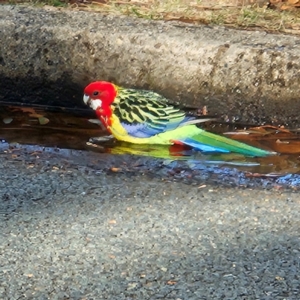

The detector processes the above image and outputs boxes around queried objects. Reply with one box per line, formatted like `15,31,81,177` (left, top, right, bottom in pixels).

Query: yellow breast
107,114,172,145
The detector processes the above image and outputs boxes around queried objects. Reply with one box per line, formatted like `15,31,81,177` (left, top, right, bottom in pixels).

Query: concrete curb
0,5,300,125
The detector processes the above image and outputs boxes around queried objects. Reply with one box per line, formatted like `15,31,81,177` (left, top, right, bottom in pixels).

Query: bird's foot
88,135,114,143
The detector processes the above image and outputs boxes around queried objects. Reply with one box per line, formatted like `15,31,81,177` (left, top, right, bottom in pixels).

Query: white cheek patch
90,99,102,111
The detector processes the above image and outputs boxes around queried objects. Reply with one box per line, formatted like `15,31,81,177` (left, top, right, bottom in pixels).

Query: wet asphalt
1,144,300,300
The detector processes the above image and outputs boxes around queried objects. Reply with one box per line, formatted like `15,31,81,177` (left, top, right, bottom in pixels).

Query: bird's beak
83,94,91,106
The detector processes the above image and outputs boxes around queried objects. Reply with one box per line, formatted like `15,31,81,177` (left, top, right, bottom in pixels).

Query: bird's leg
86,135,115,153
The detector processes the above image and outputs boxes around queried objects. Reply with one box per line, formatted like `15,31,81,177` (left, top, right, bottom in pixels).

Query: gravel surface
1,145,300,299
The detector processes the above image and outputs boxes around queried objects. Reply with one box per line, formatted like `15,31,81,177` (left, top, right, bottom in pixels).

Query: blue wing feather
176,137,230,153
121,116,195,138
121,122,160,138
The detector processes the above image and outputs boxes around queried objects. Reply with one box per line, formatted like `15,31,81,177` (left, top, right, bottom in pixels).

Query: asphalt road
1,145,300,300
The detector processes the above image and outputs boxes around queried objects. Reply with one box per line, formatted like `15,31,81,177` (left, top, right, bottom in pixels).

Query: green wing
111,88,195,137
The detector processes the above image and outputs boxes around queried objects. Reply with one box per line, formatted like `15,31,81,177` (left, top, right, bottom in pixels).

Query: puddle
0,103,104,150
1,104,300,178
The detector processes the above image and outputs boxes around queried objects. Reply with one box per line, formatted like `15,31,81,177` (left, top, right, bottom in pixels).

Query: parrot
83,81,275,156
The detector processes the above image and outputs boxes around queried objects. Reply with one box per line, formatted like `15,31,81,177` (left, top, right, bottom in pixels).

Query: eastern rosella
83,81,274,156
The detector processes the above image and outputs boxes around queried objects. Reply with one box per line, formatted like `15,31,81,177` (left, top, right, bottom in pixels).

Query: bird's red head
83,81,117,117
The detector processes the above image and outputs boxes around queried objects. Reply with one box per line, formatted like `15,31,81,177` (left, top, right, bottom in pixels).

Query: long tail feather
174,128,275,157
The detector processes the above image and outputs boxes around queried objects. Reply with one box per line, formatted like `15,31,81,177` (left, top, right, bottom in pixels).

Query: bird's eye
93,91,99,96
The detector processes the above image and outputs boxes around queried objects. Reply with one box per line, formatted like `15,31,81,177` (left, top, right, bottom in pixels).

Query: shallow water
1,104,300,176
